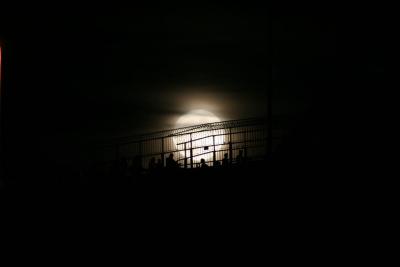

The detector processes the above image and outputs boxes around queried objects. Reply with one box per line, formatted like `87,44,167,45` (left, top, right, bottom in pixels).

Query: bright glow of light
173,110,226,164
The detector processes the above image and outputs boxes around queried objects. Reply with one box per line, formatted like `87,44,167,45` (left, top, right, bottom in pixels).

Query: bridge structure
93,117,274,170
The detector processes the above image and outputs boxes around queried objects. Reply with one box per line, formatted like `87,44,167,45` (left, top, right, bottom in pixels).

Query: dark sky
3,6,273,138
1,4,354,167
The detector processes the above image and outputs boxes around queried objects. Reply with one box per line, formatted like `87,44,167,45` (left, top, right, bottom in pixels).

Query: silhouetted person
236,150,245,166
148,157,157,170
200,158,209,168
222,153,229,167
166,153,179,169
214,160,221,168
130,155,143,176
156,158,163,169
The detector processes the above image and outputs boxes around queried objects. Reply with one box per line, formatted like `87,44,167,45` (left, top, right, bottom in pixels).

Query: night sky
1,4,384,177
4,6,272,135
0,5,331,167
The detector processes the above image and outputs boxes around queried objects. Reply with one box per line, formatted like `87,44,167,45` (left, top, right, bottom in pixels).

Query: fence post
161,137,164,167
229,128,233,165
190,133,193,168
213,135,216,165
244,130,248,159
184,142,187,169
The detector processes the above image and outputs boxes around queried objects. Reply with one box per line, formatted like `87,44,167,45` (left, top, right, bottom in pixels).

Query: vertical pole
161,137,164,167
184,142,187,169
266,12,272,159
244,130,248,159
190,133,193,169
229,128,233,165
213,135,216,165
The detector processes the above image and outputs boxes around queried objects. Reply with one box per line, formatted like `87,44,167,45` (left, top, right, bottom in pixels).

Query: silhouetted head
169,153,174,159
201,158,205,164
224,153,228,159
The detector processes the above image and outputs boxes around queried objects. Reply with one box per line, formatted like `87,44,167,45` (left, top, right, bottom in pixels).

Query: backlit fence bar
94,117,276,170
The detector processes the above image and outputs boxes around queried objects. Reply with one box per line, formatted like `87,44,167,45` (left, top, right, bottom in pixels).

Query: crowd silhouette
72,148,256,183
121,149,249,176
166,153,180,169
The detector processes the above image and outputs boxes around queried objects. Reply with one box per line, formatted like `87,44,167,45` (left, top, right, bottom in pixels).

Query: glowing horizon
173,110,227,164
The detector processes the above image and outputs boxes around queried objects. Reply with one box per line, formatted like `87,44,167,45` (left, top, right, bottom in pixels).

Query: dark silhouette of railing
93,117,278,171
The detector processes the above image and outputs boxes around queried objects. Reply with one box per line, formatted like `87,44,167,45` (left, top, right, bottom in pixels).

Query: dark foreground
1,156,374,255
1,158,362,212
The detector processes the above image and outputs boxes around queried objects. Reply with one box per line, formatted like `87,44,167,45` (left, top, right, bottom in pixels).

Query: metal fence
94,117,272,170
